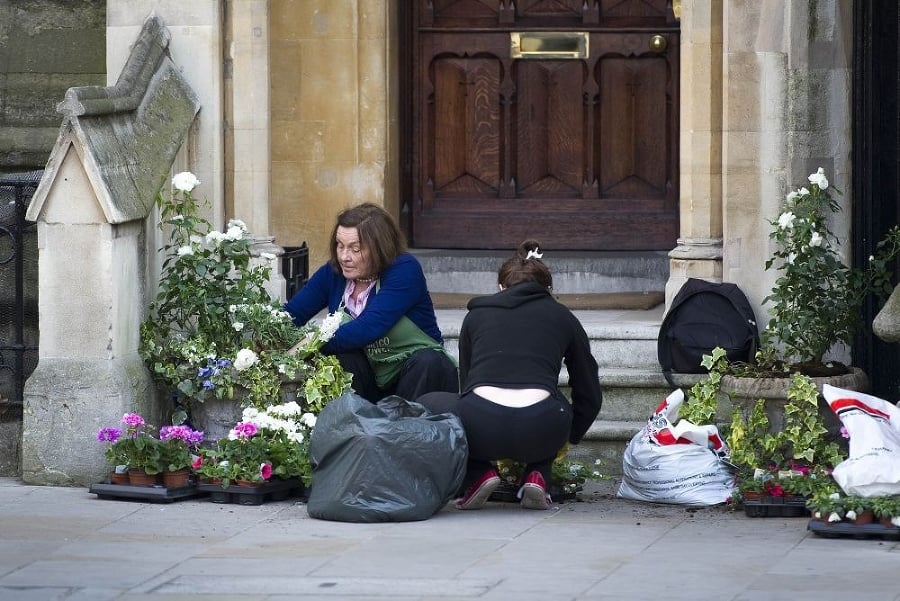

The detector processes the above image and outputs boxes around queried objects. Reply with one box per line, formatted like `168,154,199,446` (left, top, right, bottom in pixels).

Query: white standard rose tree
139,173,352,432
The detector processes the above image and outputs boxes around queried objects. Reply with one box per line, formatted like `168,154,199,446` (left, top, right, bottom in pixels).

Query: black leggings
335,348,459,404
417,389,573,487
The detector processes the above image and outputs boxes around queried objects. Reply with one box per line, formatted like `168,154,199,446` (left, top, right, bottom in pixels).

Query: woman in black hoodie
418,240,602,510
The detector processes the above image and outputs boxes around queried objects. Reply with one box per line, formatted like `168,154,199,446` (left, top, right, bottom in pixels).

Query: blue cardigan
283,253,444,355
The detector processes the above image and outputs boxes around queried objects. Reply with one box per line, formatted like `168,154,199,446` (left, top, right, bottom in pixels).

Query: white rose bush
140,172,352,432
758,168,900,374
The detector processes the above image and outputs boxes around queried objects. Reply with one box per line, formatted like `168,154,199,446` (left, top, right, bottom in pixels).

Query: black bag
657,278,759,386
306,393,467,522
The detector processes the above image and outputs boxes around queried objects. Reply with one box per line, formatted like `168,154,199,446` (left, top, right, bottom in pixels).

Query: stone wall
0,0,106,170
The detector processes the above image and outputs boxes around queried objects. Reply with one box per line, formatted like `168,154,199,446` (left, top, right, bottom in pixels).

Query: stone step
413,249,670,295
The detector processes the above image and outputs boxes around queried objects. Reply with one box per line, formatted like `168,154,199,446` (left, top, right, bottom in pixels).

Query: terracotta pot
235,479,263,488
109,471,129,485
127,469,160,487
161,469,191,489
852,509,875,525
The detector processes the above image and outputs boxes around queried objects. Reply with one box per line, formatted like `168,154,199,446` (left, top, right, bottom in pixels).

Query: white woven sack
824,384,900,497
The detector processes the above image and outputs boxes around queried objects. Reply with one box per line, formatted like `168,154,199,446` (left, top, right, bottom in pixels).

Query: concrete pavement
1,477,898,601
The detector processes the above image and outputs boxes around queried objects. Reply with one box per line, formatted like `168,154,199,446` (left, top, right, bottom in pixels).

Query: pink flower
160,425,205,445
191,455,203,470
231,422,258,439
121,413,145,427
840,426,850,439
259,462,273,481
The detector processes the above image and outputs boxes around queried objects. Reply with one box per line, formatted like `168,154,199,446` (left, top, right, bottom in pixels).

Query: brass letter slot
510,32,589,59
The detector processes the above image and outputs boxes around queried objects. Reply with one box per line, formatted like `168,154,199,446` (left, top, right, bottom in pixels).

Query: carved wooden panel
409,0,679,249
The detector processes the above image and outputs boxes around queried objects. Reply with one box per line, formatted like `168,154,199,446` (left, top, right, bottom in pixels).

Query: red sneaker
517,471,552,510
455,469,500,510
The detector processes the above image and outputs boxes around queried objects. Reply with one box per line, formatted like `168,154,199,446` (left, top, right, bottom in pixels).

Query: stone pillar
720,0,853,335
22,15,199,485
668,0,725,307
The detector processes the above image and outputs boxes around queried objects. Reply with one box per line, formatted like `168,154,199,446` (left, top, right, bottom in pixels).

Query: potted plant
139,173,352,440
720,169,900,441
727,373,846,511
100,413,163,485
869,496,900,527
196,420,274,488
807,489,847,523
157,424,205,487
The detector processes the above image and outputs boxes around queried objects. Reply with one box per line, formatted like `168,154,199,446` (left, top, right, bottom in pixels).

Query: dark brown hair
497,239,552,289
328,203,407,276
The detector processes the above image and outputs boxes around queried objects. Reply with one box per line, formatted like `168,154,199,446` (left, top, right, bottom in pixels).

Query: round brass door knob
649,35,667,53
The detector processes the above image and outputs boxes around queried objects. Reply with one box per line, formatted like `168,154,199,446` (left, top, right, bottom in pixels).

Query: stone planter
188,379,305,441
720,367,868,434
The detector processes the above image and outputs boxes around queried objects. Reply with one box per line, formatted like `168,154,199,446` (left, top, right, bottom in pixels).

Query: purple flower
198,366,214,379
121,413,145,427
160,425,205,445
216,359,231,368
97,427,122,443
202,379,215,390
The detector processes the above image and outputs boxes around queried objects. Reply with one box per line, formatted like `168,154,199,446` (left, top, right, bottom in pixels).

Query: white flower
277,363,287,375
229,305,237,313
205,231,225,246
786,191,799,202
845,510,857,521
777,211,796,230
827,512,842,523
170,214,184,222
300,413,317,428
233,348,259,371
224,225,244,241
798,187,810,196
319,311,343,342
809,231,823,247
172,171,200,192
869,255,875,262
227,219,247,231
808,167,829,190
232,322,244,332
176,245,193,257
828,493,841,500
787,252,796,264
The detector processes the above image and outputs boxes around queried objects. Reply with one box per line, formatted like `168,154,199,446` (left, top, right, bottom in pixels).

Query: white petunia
233,348,259,371
232,322,244,332
176,245,193,257
809,231,823,247
319,311,343,342
172,171,201,192
808,167,829,190
798,187,810,196
227,219,247,231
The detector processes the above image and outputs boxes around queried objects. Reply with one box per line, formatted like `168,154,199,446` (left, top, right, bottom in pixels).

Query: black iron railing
0,171,41,406
282,243,309,301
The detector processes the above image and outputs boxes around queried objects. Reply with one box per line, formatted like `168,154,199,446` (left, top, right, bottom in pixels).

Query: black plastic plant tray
89,481,206,503
808,519,900,540
488,480,580,504
196,478,306,506
743,497,809,518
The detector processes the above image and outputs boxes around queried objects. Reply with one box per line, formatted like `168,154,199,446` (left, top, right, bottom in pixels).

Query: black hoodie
459,281,603,444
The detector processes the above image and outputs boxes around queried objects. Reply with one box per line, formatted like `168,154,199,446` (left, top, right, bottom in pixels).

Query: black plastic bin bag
306,393,468,522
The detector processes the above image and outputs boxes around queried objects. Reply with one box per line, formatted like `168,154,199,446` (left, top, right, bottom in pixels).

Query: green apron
342,284,455,388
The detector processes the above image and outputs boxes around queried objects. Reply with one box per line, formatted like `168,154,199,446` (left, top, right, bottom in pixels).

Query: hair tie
525,249,543,260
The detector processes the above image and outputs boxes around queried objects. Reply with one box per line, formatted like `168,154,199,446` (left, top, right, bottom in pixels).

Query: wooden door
405,0,680,250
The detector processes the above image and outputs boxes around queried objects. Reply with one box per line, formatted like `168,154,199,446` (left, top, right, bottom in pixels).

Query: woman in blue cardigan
284,203,458,403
